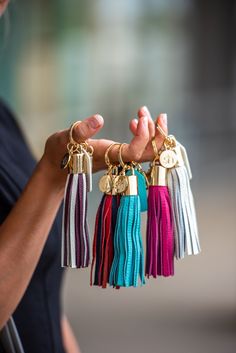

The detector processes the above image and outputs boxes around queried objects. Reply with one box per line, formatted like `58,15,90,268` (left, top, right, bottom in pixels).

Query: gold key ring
69,121,83,145
118,143,128,168
151,138,159,157
105,142,121,167
155,123,176,150
155,122,167,138
69,121,94,155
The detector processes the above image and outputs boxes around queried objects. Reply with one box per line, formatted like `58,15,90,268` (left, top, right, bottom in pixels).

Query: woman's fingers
132,111,169,148
138,106,155,138
43,114,105,176
156,113,168,136
138,112,167,161
57,114,104,148
129,118,138,135
120,110,169,164
107,114,149,164
129,106,155,139
70,111,168,171
73,114,104,141
123,115,150,161
128,112,169,162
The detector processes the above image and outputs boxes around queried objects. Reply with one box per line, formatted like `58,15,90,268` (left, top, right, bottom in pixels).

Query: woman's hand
129,106,168,160
0,106,168,328
89,106,168,167
40,114,105,188
40,107,168,190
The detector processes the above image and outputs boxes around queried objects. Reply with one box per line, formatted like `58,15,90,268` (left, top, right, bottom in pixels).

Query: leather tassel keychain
90,143,121,288
109,144,145,287
146,138,174,278
60,121,93,268
126,162,148,213
156,123,201,260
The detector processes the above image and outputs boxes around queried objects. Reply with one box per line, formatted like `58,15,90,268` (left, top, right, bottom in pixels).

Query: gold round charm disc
99,175,112,193
159,150,177,169
113,175,128,194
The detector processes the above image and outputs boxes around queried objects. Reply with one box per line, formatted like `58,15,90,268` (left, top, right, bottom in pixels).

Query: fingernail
141,106,150,115
134,118,138,125
161,113,167,125
89,114,103,129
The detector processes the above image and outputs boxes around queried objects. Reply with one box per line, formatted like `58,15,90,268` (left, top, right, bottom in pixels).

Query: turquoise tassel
109,194,145,287
126,169,147,212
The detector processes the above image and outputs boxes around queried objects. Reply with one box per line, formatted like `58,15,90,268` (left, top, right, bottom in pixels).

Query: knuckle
135,151,142,161
75,122,89,140
130,149,142,161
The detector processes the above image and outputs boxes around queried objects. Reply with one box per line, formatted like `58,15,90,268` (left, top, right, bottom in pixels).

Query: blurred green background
0,1,236,353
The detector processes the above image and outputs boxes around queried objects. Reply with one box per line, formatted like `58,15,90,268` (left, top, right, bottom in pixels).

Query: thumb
73,114,104,141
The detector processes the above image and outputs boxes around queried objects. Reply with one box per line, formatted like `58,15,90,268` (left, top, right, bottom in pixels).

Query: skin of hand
0,106,167,330
0,1,168,348
129,106,168,158
0,0,168,345
41,106,167,192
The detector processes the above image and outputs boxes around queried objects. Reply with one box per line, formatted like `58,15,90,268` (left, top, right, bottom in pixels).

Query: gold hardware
104,142,120,167
61,120,94,172
159,149,177,169
99,174,113,194
156,123,176,150
155,122,167,139
151,138,159,157
113,174,129,194
124,174,138,196
69,121,82,145
71,153,84,174
150,165,167,186
118,143,127,168
99,143,122,194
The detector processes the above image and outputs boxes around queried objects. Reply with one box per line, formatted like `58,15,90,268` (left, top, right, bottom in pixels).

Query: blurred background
0,0,236,352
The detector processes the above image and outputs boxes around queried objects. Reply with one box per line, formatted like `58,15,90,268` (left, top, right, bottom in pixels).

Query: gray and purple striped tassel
61,153,90,268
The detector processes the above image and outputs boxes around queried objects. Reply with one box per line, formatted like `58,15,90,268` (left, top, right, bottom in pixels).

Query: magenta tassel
146,185,174,277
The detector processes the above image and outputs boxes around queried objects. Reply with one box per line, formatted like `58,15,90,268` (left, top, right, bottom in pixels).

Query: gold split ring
105,142,121,166
69,121,82,145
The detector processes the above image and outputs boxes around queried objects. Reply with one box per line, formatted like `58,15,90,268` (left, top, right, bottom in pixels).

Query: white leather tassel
177,141,192,180
167,145,201,260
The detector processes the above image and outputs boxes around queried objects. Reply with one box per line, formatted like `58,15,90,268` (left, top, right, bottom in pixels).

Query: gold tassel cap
150,165,167,186
70,153,84,174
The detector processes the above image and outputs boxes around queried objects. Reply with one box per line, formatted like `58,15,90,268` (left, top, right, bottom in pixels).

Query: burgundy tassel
90,194,120,288
146,166,174,277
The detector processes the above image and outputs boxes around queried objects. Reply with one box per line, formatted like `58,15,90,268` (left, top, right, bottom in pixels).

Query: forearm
0,157,64,328
0,109,165,328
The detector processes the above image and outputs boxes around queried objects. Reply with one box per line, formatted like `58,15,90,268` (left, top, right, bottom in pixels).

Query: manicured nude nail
89,115,103,129
161,113,168,125
141,106,150,115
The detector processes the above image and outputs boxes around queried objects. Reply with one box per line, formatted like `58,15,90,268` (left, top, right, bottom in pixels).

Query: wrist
37,155,66,194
